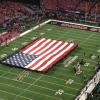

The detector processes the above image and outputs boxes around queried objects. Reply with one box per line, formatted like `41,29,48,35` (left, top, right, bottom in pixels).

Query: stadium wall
75,71,100,100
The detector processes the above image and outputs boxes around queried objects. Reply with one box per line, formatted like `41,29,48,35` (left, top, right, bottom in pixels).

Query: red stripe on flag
42,43,77,72
27,39,47,54
35,43,70,70
28,41,65,69
38,40,61,55
20,38,42,52
32,39,53,55
20,38,77,72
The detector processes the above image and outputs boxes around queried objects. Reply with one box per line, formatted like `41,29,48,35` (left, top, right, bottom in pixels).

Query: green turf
0,23,100,100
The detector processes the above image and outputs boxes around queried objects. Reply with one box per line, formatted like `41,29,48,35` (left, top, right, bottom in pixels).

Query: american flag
1,38,77,72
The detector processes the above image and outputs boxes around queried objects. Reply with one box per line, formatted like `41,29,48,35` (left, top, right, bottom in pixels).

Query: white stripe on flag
38,43,74,71
31,42,68,70
23,38,45,54
35,40,57,55
29,39,51,55
25,41,63,68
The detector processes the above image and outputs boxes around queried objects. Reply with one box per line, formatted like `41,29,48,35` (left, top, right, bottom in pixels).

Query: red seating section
43,0,100,14
42,0,57,10
0,32,20,45
0,1,33,25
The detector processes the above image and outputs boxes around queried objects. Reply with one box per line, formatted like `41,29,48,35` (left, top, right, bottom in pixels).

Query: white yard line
0,69,83,86
13,75,43,100
0,76,75,98
49,35,99,52
49,29,99,42
61,63,94,72
0,89,33,100
0,67,13,77
51,29,99,44
57,30,100,41
80,34,96,45
0,83,61,100
58,67,94,76
0,70,80,91
45,75,82,85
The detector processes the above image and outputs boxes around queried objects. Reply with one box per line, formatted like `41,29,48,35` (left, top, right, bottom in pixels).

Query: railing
50,19,100,32
75,71,100,100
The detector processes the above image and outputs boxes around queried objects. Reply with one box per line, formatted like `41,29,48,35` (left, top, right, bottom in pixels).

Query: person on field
74,62,82,74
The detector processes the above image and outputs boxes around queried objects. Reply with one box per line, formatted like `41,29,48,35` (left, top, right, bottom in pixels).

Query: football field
0,23,100,100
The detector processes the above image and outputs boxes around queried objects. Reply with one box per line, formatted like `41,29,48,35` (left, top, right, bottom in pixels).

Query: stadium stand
0,0,45,33
0,31,20,46
43,0,100,24
0,1,30,32
0,0,100,34
0,0,46,45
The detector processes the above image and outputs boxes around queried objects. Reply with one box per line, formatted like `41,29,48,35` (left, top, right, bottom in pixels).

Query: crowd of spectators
0,0,100,46
0,1,45,33
0,0,100,34
43,0,100,24
0,1,46,46
45,9,100,27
